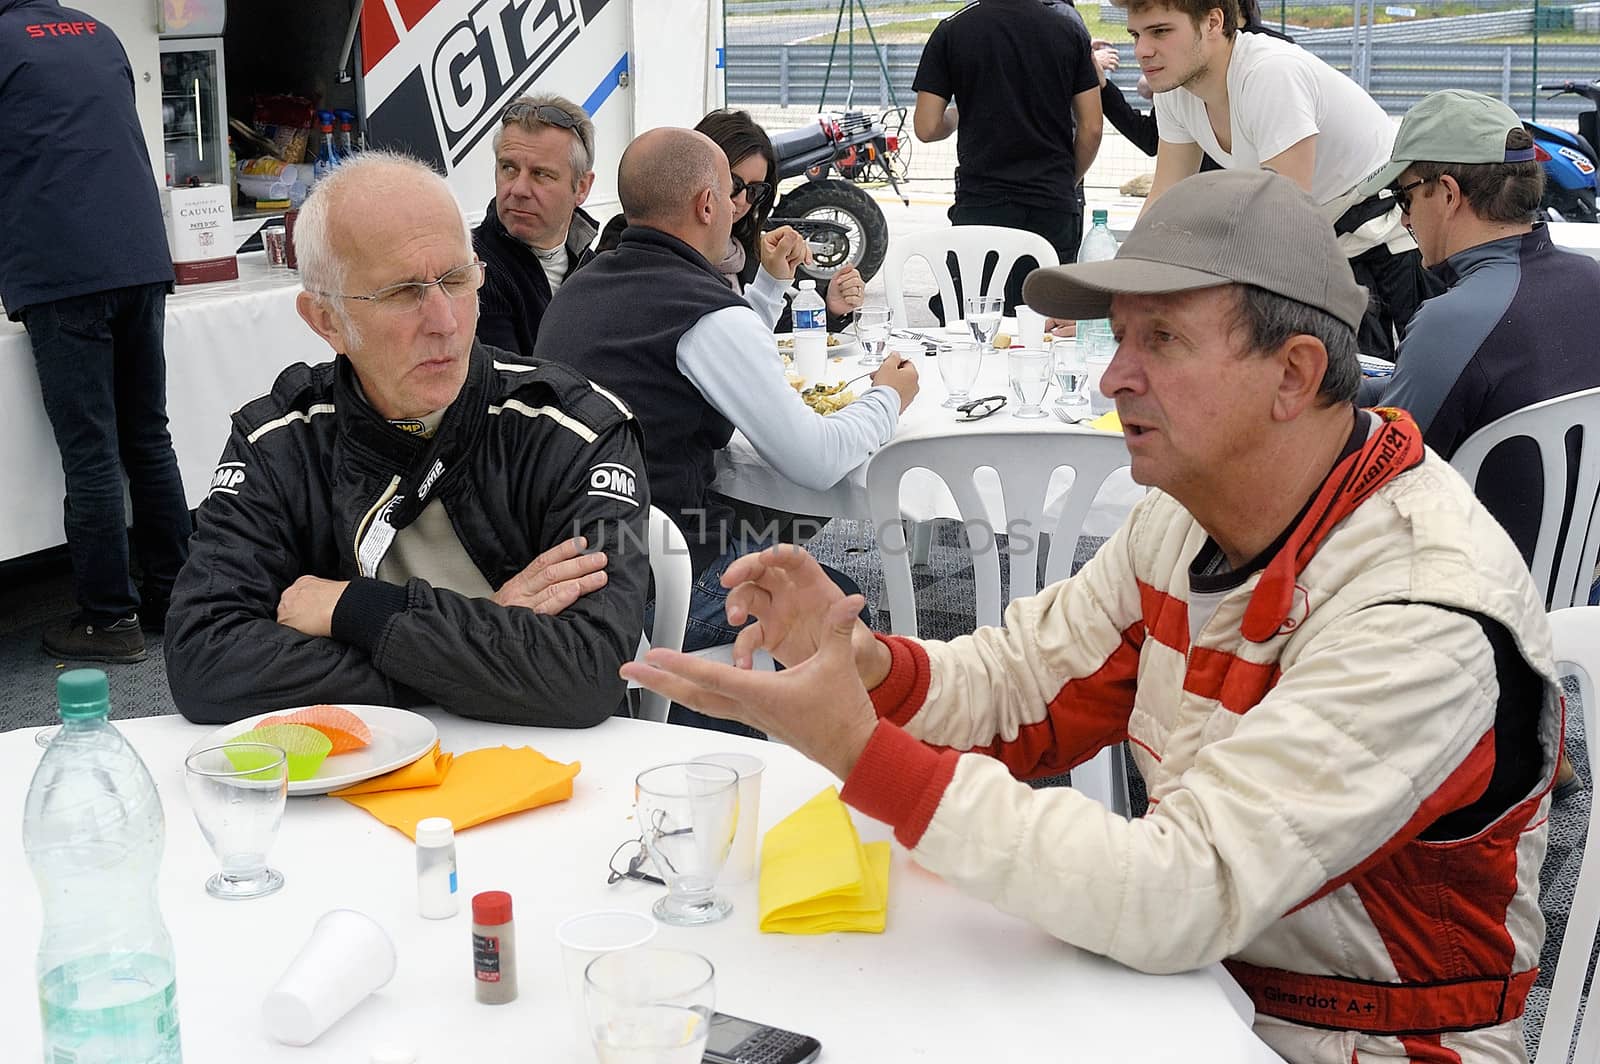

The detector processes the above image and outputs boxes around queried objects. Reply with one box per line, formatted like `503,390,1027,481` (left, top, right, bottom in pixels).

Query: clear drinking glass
585,948,715,1064
634,763,739,926
938,341,984,408
965,295,1003,347
183,742,289,900
1053,339,1089,414
1008,349,1053,419
853,305,892,367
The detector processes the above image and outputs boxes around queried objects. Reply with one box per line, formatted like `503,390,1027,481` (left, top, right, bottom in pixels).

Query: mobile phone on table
702,1011,821,1064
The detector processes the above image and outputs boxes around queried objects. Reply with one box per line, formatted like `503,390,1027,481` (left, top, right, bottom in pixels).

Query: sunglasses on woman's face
730,175,773,206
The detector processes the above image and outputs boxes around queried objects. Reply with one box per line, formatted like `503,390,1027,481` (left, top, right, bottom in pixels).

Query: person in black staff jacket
165,153,650,727
472,93,600,358
913,0,1103,312
0,0,192,665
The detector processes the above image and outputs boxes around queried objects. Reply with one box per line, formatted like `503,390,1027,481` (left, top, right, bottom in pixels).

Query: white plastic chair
1536,606,1600,1064
1450,386,1600,610
865,431,1134,815
634,506,691,724
883,225,1059,327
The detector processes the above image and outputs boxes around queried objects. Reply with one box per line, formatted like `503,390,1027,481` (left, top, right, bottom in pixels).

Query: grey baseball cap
1358,89,1533,197
1022,169,1369,333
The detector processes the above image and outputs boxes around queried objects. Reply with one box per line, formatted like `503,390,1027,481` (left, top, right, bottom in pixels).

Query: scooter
764,108,909,284
1526,81,1600,223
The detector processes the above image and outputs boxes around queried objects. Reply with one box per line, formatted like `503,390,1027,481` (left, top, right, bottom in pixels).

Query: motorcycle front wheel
773,180,890,284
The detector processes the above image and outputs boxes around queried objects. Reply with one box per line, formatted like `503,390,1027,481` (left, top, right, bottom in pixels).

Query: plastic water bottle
335,110,357,160
792,279,829,386
1076,210,1120,415
23,670,183,1063
313,111,339,182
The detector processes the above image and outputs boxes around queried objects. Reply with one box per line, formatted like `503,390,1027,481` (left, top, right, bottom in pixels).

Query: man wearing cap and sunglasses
472,94,600,358
1359,90,1600,567
624,169,1561,1062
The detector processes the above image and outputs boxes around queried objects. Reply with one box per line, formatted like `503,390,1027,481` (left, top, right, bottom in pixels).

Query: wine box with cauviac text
159,184,238,284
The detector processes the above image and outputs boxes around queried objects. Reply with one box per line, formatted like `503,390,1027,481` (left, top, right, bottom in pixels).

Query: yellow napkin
337,745,580,840
328,741,454,796
758,786,890,934
1089,409,1122,433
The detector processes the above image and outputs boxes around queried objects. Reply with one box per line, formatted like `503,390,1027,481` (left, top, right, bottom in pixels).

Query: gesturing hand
719,545,891,686
493,536,608,614
622,595,881,780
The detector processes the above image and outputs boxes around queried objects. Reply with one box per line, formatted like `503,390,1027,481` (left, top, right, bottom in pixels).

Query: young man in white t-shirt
1117,0,1441,356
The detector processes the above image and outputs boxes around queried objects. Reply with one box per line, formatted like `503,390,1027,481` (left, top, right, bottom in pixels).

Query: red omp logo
25,21,98,37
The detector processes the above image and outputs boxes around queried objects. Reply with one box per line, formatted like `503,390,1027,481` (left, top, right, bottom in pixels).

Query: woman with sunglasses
599,110,866,332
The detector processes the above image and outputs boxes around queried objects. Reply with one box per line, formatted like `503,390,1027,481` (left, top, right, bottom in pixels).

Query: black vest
535,226,747,573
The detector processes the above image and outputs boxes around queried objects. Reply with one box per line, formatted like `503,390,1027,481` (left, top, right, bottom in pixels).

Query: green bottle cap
57,668,110,721
1093,209,1109,225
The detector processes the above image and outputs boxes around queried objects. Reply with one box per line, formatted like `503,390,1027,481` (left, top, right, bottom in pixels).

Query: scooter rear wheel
773,179,890,284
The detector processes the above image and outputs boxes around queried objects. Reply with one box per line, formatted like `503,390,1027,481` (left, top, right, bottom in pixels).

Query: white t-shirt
1153,32,1394,206
533,241,568,294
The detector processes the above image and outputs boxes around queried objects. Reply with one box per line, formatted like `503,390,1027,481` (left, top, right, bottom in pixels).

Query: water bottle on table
1077,210,1120,416
23,669,183,1063
792,280,829,385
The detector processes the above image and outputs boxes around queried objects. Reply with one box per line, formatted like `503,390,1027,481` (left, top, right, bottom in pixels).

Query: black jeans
1347,244,1446,359
932,199,1085,321
21,283,193,623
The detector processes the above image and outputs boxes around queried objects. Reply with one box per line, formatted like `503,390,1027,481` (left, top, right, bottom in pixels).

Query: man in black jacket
165,153,649,726
0,0,192,664
472,94,600,358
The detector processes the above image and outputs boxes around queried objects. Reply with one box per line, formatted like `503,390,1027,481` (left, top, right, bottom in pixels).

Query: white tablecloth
1,713,1283,1062
1549,220,1600,261
0,253,329,560
713,334,1143,537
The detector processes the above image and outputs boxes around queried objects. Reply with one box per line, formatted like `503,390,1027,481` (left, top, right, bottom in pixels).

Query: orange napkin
328,741,453,796
337,745,580,840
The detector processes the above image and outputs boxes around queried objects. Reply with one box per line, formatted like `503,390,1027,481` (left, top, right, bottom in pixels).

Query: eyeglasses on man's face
955,395,1008,422
320,261,484,313
730,175,772,206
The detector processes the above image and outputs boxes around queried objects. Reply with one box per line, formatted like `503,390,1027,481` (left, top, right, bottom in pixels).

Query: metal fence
1294,8,1535,42
725,41,1600,118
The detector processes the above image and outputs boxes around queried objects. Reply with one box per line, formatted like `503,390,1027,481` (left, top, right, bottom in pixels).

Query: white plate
775,333,861,361
186,704,438,796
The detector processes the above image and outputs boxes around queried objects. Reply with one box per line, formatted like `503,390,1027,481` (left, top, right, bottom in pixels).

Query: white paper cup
262,909,397,1046
1016,305,1047,350
1085,352,1116,416
556,910,658,1063
691,752,765,884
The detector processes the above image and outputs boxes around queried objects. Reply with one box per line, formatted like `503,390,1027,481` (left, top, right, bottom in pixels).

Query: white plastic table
1550,220,1600,262
0,252,327,561
713,333,1143,539
1,713,1285,1063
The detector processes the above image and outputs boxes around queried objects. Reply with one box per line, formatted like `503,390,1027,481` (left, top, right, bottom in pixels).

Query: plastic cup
556,911,658,1063
1085,352,1116,416
691,752,765,884
262,909,397,1046
1016,305,1047,350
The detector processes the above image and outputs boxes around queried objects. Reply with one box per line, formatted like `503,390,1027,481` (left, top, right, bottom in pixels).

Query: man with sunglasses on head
625,170,1561,1061
472,94,599,358
165,152,650,727
1359,90,1600,566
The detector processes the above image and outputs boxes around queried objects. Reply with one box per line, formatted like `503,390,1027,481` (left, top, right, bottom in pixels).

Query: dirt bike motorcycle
763,108,909,284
